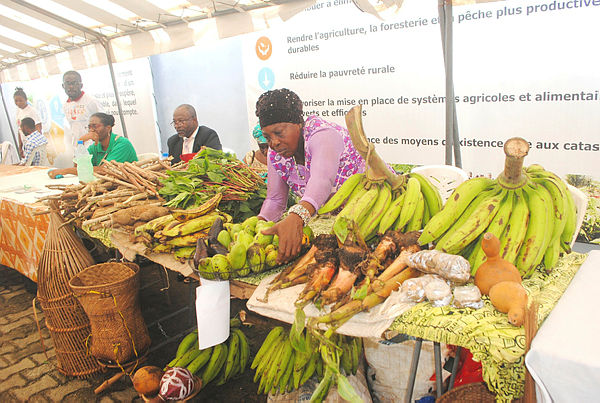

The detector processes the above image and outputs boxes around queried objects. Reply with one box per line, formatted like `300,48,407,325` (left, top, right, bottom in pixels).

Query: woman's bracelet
288,204,312,226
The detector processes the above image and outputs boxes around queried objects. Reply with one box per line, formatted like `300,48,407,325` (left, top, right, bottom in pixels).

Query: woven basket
37,208,103,377
69,262,151,365
436,382,496,403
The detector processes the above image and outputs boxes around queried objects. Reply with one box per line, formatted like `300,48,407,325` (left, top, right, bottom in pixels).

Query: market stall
16,108,592,402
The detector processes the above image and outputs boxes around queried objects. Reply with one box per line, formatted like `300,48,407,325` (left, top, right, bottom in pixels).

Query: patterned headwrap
255,88,304,128
252,124,267,144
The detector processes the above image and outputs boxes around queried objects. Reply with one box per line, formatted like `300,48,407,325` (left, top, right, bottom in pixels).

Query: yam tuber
474,233,522,295
489,281,528,326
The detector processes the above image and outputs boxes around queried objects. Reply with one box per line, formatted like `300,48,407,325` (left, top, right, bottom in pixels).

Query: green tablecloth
389,252,587,402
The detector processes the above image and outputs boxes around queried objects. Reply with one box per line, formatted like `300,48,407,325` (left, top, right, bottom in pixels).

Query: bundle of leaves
159,148,267,221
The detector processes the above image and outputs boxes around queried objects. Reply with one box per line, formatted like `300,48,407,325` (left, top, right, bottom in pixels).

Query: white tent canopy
0,0,319,82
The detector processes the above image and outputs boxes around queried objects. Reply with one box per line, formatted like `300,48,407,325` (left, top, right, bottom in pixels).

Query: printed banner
2,58,159,166
242,0,600,179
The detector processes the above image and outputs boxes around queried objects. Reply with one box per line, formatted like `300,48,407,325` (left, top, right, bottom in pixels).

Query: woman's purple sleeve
301,128,345,211
258,157,289,222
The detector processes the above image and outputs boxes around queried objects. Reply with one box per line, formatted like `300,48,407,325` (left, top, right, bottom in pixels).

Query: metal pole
448,346,462,391
404,338,423,403
443,0,455,166
0,85,19,147
434,342,443,397
101,39,128,139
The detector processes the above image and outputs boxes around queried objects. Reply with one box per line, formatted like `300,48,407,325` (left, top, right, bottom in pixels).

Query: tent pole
0,85,19,148
439,0,462,167
101,39,128,139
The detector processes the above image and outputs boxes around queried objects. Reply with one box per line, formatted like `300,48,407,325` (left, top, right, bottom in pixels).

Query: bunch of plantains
193,215,313,280
252,325,361,400
418,137,577,277
318,171,442,242
133,193,229,261
165,318,250,387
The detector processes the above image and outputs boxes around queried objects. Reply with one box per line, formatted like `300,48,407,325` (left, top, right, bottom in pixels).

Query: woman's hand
261,213,304,264
48,168,66,179
48,167,76,178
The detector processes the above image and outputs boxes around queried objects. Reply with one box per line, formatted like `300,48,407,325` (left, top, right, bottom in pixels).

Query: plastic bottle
161,152,169,160
74,140,95,182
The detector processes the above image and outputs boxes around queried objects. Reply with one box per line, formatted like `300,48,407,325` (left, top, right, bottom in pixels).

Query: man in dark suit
167,104,222,163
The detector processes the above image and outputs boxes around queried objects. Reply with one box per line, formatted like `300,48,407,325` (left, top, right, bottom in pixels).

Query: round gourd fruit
132,365,164,396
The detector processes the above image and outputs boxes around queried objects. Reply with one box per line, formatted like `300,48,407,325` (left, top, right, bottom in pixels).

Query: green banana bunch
165,321,250,387
421,160,575,278
253,327,362,396
326,173,442,241
318,173,365,214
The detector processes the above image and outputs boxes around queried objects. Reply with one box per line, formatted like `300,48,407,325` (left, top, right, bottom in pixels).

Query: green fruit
211,254,231,280
254,232,274,247
242,216,259,234
228,242,248,270
230,223,243,235
266,249,278,268
272,235,279,247
247,244,266,273
217,230,232,250
255,220,275,233
237,231,255,249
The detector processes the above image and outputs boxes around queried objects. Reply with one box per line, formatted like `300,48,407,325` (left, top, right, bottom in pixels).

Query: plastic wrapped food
400,275,444,303
424,278,452,307
407,250,470,284
453,285,484,309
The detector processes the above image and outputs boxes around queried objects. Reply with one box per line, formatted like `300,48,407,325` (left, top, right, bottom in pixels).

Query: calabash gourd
489,281,528,326
474,232,522,295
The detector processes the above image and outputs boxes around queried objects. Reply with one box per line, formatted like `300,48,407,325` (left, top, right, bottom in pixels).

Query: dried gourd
489,281,528,326
474,233,522,295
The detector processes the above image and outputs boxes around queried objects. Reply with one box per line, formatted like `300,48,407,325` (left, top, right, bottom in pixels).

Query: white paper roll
195,279,230,350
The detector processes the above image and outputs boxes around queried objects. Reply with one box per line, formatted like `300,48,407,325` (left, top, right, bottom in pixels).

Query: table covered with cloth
388,252,587,402
0,167,79,281
525,250,600,403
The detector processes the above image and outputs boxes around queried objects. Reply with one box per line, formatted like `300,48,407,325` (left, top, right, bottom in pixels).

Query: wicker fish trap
69,261,151,367
36,208,103,378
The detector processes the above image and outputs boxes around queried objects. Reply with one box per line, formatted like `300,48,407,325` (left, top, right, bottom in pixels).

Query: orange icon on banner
256,37,272,60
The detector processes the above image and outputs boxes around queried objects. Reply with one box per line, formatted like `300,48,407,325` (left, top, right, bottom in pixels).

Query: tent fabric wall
0,0,316,83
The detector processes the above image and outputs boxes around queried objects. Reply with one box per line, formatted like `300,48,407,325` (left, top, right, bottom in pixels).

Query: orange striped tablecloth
0,165,76,282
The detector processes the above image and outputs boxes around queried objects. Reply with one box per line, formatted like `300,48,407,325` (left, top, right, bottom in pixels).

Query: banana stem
501,137,530,185
345,105,406,190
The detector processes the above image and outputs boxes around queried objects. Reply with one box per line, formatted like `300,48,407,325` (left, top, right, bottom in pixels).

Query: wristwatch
288,204,312,226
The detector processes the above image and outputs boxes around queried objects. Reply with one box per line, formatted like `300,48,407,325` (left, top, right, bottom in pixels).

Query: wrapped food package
159,367,195,401
407,250,470,284
400,275,443,303
453,285,484,309
424,278,452,307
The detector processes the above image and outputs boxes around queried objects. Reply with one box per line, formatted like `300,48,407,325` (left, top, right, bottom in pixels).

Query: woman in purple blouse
257,89,365,263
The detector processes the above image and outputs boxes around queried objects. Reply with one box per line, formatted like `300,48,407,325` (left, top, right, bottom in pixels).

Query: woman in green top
48,113,137,178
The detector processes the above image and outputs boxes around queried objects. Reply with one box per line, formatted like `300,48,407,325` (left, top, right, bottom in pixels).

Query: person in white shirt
13,87,42,158
62,70,102,152
166,104,222,164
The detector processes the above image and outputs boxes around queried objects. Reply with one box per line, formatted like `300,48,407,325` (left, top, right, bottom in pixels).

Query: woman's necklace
292,155,306,180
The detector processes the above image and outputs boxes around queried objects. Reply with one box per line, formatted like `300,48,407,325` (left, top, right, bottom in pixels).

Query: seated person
18,117,48,166
48,112,137,178
167,104,221,163
242,124,268,177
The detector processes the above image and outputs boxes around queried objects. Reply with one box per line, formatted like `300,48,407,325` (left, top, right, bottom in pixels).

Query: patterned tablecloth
0,167,79,281
388,252,587,402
